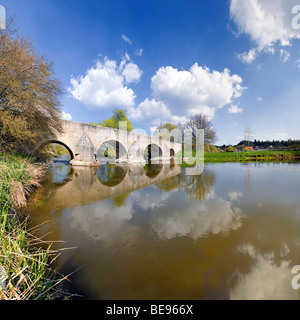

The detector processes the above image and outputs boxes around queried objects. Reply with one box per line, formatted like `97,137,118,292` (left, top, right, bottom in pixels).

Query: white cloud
264,132,289,140
257,97,263,102
122,62,143,83
69,56,142,109
237,48,257,64
230,0,300,63
275,132,288,139
130,64,246,126
153,65,245,115
280,49,290,62
129,99,187,126
61,111,72,121
228,104,243,114
135,48,143,56
121,34,132,45
130,99,172,125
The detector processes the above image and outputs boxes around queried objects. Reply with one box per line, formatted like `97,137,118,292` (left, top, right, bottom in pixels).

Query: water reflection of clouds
65,169,244,243
67,201,135,244
133,186,171,211
66,187,171,244
150,196,243,240
230,244,297,300
228,192,243,201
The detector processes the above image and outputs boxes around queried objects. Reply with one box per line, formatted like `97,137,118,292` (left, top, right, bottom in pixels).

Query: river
27,159,300,300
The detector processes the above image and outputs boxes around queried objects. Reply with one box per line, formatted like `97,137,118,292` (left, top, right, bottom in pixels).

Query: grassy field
178,150,300,166
203,150,300,162
0,153,62,300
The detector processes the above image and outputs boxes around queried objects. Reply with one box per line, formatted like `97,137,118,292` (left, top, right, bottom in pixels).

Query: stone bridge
42,120,182,166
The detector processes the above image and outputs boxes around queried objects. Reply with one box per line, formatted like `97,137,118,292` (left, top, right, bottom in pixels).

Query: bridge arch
39,140,74,160
144,144,163,161
97,140,128,162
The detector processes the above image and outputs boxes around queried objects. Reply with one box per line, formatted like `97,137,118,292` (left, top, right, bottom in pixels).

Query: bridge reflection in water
38,162,182,209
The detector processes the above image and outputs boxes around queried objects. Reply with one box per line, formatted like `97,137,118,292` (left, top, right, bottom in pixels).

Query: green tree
156,122,178,142
91,109,133,132
204,144,211,152
0,19,63,154
157,122,178,132
227,146,235,152
210,145,220,153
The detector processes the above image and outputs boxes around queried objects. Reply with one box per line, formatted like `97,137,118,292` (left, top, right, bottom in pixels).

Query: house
245,147,254,151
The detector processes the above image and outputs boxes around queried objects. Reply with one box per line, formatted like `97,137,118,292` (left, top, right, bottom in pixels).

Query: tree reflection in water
183,169,215,201
112,193,130,207
155,174,182,193
143,164,163,178
155,168,215,201
96,162,215,202
97,165,128,187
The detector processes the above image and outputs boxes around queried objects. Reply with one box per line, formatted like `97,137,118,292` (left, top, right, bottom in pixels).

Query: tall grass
0,153,63,300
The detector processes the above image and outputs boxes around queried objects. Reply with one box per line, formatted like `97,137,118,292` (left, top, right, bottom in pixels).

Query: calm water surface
27,160,300,300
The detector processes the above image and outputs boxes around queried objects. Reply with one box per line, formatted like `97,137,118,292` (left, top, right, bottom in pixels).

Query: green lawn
204,150,300,162
180,150,300,163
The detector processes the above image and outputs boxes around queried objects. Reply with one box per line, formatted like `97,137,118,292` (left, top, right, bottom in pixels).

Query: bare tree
179,114,217,146
0,19,63,154
244,126,254,147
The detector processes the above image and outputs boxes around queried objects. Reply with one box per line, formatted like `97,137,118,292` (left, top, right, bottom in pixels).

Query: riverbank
0,153,61,300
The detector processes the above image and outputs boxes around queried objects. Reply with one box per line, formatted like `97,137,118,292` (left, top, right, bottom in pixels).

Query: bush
210,145,220,153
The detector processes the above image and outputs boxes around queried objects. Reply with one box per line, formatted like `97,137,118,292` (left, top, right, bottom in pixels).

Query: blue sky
2,0,300,145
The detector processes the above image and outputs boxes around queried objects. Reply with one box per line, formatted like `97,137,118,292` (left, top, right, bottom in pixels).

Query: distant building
245,147,254,151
